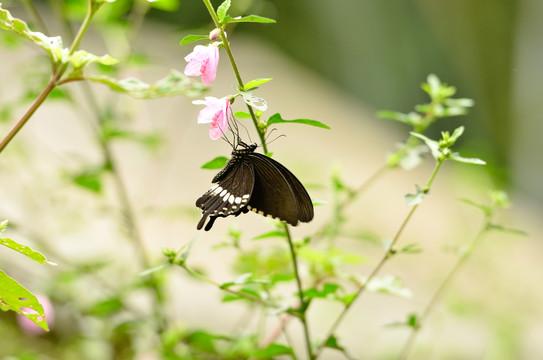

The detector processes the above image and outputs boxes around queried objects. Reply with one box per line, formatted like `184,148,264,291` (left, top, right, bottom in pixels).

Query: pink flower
17,294,54,335
193,97,231,140
184,44,219,85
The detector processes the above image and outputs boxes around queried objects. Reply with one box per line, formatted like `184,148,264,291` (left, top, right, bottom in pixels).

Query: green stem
284,223,315,360
314,159,444,358
200,0,268,153
0,77,55,154
398,217,490,360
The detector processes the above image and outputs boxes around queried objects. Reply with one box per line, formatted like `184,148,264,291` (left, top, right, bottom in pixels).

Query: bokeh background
1,0,542,359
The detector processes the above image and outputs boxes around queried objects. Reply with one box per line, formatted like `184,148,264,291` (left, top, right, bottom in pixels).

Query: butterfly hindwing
246,152,314,226
196,158,254,231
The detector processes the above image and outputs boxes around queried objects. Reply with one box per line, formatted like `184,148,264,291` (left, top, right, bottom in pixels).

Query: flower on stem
193,96,231,140
184,43,220,85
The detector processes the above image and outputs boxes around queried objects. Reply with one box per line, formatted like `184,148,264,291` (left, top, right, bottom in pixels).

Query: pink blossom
184,44,219,85
193,97,231,140
17,294,54,335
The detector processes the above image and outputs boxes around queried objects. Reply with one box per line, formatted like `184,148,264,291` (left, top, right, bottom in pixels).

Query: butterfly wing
246,153,314,225
196,158,254,231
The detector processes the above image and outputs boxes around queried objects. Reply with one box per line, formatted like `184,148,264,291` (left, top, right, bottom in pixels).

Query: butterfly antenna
264,128,286,147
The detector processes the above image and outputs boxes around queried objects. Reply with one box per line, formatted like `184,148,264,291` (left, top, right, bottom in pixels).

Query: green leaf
377,110,421,126
147,0,180,12
404,184,425,206
222,287,264,303
179,34,208,46
234,111,251,118
244,78,272,91
303,283,341,300
71,167,104,193
252,230,285,240
223,15,276,25
449,152,486,165
324,335,345,351
449,125,465,142
87,70,206,99
410,132,440,159
251,343,293,358
366,275,412,298
399,243,423,254
267,113,330,129
0,271,49,331
0,221,54,265
217,0,231,23
89,297,123,316
68,50,119,69
0,5,63,62
201,156,228,169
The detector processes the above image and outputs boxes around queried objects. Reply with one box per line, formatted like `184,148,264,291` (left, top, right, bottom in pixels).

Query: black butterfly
196,141,314,231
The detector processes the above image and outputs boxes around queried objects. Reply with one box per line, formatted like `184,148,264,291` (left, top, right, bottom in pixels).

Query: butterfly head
233,141,258,155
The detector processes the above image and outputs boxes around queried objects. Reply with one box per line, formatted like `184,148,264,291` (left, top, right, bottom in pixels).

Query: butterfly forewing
196,158,254,230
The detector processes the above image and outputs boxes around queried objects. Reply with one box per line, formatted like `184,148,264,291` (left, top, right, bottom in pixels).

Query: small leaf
449,126,465,142
0,237,54,265
68,50,119,69
223,15,276,25
201,156,228,169
87,70,206,99
147,0,179,12
244,78,272,91
366,275,412,298
0,271,49,331
404,184,425,206
251,343,293,358
449,152,486,165
324,335,345,351
399,243,423,254
252,230,285,240
179,34,208,46
71,167,104,193
217,0,231,23
0,221,54,265
0,5,63,62
410,132,440,159
267,113,330,129
234,111,251,118
89,297,123,317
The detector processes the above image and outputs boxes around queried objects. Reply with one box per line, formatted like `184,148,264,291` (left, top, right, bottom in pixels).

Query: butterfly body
196,142,314,231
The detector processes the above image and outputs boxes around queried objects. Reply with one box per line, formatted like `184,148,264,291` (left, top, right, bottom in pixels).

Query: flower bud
209,28,221,41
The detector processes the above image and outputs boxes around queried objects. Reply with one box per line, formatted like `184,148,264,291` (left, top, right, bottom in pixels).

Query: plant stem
284,223,315,360
200,0,268,153
0,77,55,154
398,216,490,360
314,159,444,358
